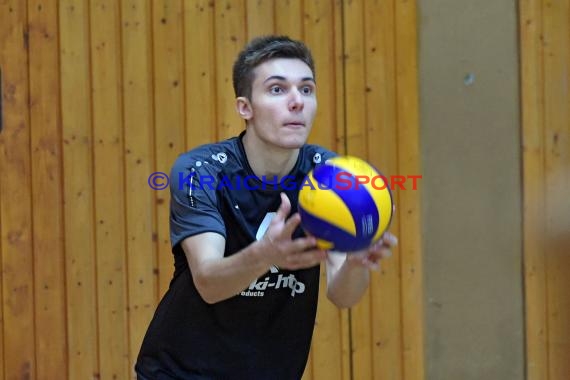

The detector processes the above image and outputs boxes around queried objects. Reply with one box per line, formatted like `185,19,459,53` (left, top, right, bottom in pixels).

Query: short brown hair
232,35,315,100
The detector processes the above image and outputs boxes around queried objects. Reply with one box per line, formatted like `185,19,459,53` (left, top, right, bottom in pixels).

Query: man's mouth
284,121,305,127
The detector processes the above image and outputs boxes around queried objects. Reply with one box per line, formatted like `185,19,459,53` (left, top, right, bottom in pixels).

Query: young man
135,35,397,379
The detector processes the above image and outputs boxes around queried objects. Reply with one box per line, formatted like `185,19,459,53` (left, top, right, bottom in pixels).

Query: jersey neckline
234,130,305,191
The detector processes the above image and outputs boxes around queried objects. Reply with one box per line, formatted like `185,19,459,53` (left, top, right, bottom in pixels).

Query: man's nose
288,88,304,112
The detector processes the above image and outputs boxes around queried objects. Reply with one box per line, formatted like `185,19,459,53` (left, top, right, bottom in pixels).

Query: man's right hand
260,192,327,270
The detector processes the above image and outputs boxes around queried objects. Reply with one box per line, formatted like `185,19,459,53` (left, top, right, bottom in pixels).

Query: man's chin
277,136,308,150
277,130,311,148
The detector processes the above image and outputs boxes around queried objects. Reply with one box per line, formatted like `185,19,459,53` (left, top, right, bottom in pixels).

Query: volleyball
298,156,394,252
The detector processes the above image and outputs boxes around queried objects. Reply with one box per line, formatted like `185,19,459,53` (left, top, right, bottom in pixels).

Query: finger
289,236,318,252
369,241,386,253
354,255,380,271
368,247,392,260
282,212,302,237
381,232,398,247
364,259,380,271
275,192,292,221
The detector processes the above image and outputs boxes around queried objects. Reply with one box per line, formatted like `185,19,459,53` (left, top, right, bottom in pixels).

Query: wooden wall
0,0,423,379
520,0,570,379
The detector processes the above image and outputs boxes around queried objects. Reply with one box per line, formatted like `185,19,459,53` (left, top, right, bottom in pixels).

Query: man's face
239,58,317,149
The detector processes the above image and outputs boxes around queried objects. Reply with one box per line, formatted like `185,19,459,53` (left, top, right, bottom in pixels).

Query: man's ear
236,97,253,120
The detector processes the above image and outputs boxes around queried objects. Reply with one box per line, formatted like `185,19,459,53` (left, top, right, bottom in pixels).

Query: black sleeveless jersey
136,132,336,379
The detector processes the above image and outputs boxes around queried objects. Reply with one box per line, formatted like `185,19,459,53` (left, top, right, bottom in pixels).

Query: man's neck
242,132,300,180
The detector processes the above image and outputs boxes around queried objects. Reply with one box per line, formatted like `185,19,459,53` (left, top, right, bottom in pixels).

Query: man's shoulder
176,138,239,163
172,137,241,175
300,144,338,165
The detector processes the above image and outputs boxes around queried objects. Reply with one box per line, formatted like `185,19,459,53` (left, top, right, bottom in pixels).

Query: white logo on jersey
313,153,322,164
242,274,306,297
255,212,275,241
240,212,307,298
254,213,280,273
211,152,228,164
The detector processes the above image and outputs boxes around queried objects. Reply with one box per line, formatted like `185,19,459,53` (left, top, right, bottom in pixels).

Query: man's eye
270,86,283,94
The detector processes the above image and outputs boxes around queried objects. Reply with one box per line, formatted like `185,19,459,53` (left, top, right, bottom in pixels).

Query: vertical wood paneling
59,0,99,378
214,0,246,140
275,0,303,40
394,1,424,379
520,0,548,378
304,0,338,149
303,2,348,380
0,1,36,379
183,0,217,149
120,0,157,372
246,0,274,38
333,0,347,156
364,0,403,379
90,0,129,378
343,0,367,153
521,0,570,377
542,0,570,378
522,0,570,378
28,0,68,377
152,0,186,298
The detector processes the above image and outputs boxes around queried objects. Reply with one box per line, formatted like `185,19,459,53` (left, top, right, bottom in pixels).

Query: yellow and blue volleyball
298,156,394,252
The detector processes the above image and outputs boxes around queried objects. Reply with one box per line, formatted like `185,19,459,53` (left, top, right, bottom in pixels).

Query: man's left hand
344,232,398,271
